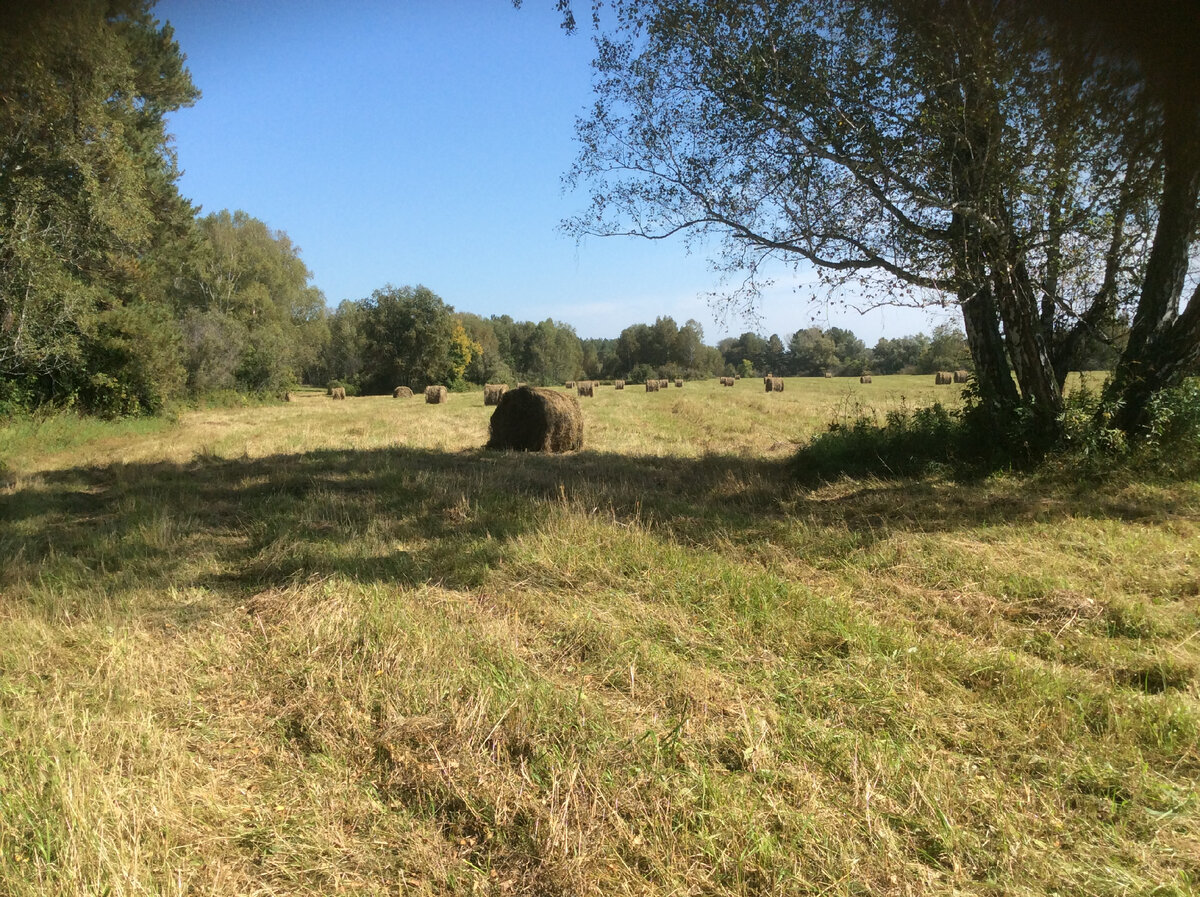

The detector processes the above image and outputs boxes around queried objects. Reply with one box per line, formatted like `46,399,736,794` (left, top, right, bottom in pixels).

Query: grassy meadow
1,376,1198,896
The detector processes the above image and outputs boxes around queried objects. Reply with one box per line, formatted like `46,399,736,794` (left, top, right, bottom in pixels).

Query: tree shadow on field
1,444,1193,625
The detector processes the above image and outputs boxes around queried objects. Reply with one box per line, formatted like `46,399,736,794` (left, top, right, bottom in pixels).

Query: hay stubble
0,375,1195,897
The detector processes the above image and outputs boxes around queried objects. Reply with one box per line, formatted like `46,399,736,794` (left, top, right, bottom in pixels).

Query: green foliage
178,210,325,395
871,334,930,374
917,323,971,374
0,0,197,399
787,327,839,375
81,302,185,416
359,285,457,393
797,375,1200,483
1142,379,1200,453
180,310,246,394
1058,377,1200,476
792,401,965,482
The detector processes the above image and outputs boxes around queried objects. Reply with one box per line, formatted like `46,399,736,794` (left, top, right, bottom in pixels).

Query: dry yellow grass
1,375,1196,896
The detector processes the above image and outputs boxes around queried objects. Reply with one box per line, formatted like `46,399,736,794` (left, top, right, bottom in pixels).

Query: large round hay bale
764,378,774,393
824,371,833,378
487,386,583,453
577,381,594,397
614,379,625,390
393,386,414,398
645,380,659,392
674,379,683,388
953,369,970,383
935,371,953,385
483,384,508,406
859,375,872,384
565,381,576,389
425,385,448,403
772,377,784,392
332,386,346,400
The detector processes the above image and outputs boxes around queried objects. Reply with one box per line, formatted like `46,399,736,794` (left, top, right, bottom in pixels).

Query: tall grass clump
792,401,965,481
795,376,1200,483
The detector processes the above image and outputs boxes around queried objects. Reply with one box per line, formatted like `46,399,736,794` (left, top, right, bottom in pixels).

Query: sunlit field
2,375,1197,896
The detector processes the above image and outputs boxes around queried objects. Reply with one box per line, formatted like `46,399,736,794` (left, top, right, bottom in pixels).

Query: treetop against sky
156,0,945,343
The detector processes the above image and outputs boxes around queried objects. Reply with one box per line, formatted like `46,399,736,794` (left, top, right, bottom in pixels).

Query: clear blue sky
157,0,946,344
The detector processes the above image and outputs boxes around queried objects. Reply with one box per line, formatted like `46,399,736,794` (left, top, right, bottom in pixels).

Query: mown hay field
1,375,1197,896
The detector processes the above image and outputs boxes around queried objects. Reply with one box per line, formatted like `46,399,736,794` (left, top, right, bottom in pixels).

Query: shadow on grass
3,443,1194,623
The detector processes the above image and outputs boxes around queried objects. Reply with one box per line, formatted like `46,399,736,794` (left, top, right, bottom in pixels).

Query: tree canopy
0,0,199,412
566,0,1197,439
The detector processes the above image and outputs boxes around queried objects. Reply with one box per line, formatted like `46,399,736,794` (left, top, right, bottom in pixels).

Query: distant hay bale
764,378,774,393
935,371,954,385
483,384,508,406
824,371,833,378
393,386,414,398
614,379,625,390
486,386,583,453
577,381,594,397
953,369,970,383
284,391,293,402
331,386,346,400
645,380,659,392
674,379,683,387
772,377,784,392
659,379,670,389
565,381,576,389
859,375,873,384
425,385,448,403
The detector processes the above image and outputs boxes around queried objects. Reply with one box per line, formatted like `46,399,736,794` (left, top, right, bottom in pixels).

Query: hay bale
935,371,954,385
331,386,346,400
674,379,683,388
645,380,659,392
577,381,594,397
393,386,414,398
825,371,834,378
284,391,293,402
425,385,448,403
659,379,670,389
764,378,774,393
859,375,873,384
487,386,583,453
565,381,576,389
772,377,784,392
516,381,527,388
483,384,508,406
953,369,970,383
614,379,625,390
